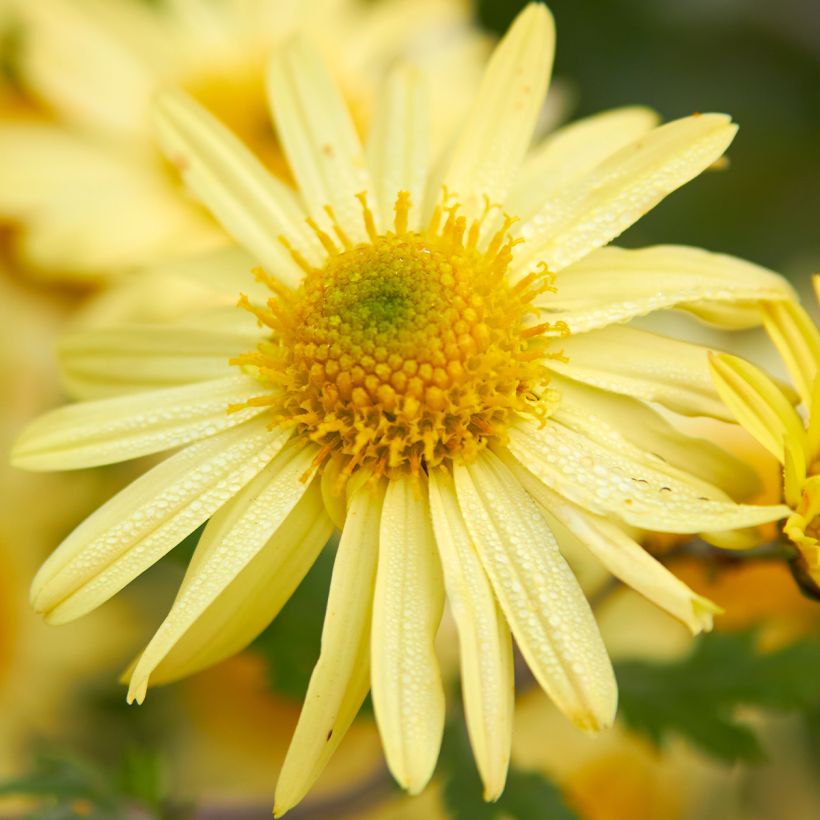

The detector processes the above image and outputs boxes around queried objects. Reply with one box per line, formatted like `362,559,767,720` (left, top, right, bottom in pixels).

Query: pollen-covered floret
232,193,566,479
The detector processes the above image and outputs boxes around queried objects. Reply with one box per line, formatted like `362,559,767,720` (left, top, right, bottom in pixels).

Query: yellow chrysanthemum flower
710,284,820,587
0,0,488,280
12,3,796,811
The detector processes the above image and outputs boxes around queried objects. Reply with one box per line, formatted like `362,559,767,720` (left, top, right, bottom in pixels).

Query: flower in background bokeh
0,0,489,281
10,2,801,812
710,287,820,591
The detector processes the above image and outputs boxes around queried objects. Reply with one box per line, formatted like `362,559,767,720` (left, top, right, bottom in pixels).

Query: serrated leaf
439,714,579,820
616,631,820,763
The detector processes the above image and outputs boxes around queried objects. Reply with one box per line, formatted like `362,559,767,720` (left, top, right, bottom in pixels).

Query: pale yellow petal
371,476,445,793
12,375,266,470
129,479,333,689
434,2,555,219
127,439,319,703
762,300,820,410
509,106,660,219
708,352,805,463
267,36,375,240
551,374,761,501
30,417,290,624
59,325,249,399
429,469,513,800
508,418,790,532
536,244,794,333
454,450,616,730
154,89,317,286
514,113,738,274
501,457,720,634
551,325,731,419
275,481,385,816
366,65,430,231
18,0,167,134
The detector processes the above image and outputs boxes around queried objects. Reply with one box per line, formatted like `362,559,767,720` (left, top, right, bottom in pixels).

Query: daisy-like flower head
13,3,795,811
0,0,488,279
710,285,820,589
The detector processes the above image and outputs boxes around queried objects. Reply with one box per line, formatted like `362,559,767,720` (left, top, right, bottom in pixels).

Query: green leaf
438,714,578,820
616,631,820,763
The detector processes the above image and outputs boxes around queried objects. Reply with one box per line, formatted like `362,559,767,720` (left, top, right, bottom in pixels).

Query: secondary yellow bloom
710,286,820,586
0,0,487,280
12,3,795,811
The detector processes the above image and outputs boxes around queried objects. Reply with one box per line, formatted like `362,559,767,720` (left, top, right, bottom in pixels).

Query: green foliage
616,631,820,763
438,715,578,820
251,540,335,701
0,749,187,820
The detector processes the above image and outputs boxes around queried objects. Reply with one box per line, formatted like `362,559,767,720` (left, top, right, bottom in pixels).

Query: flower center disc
235,196,558,479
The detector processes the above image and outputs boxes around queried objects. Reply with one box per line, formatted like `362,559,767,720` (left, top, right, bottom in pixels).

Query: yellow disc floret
232,193,564,479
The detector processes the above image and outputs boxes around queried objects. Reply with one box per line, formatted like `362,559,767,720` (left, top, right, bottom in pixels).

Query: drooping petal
429,469,513,800
508,106,660,220
367,65,430,231
507,418,790,532
708,352,805,463
762,300,820,410
433,2,555,219
534,245,794,333
127,439,319,703
30,417,290,623
154,89,318,286
59,325,250,399
275,481,386,816
551,325,731,419
551,375,761,500
501,455,720,634
454,450,617,731
371,476,445,793
513,114,738,274
11,375,266,470
127,479,333,689
267,36,376,240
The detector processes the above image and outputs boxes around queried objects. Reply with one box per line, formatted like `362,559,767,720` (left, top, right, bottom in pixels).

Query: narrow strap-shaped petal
709,352,805,463
762,300,820,410
267,36,376,241
513,113,738,274
127,439,319,703
551,325,731,419
154,89,318,286
11,375,266,470
535,245,794,333
371,476,445,793
508,418,790,532
126,480,333,691
429,469,513,800
433,2,555,219
508,106,660,220
275,481,386,816
454,451,616,731
552,375,761,500
19,0,169,134
30,417,290,623
501,455,720,634
59,325,250,399
367,65,430,231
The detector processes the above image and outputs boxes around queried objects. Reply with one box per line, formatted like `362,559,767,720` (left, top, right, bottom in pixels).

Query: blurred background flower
1,0,819,818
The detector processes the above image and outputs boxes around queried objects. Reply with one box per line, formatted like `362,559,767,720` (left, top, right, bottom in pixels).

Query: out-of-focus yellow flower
0,271,136,800
9,2,799,812
0,0,490,281
709,290,820,586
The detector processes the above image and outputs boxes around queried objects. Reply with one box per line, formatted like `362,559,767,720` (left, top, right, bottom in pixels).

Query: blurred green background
481,0,820,290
